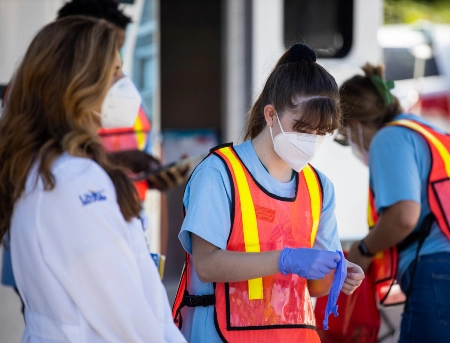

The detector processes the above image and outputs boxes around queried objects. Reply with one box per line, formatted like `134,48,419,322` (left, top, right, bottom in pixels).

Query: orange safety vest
172,144,323,342
99,105,152,200
369,119,450,305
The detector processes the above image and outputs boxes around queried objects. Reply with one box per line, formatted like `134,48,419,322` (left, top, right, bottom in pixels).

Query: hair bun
287,44,317,63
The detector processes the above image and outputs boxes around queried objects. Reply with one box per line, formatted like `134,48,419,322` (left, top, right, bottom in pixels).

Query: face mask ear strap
275,113,287,136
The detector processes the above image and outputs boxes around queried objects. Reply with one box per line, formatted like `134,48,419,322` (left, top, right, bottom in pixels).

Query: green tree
385,0,450,24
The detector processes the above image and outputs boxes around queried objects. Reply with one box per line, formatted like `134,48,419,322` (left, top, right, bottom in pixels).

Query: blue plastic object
322,250,347,330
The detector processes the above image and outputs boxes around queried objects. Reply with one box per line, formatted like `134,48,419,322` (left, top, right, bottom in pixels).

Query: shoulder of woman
189,153,230,182
308,166,333,190
375,123,421,143
51,154,115,192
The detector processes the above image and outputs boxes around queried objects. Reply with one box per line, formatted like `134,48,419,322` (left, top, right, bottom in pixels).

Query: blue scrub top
369,113,450,279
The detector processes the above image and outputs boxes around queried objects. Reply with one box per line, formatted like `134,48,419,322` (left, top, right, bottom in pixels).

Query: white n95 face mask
346,124,369,166
269,114,324,172
96,76,142,128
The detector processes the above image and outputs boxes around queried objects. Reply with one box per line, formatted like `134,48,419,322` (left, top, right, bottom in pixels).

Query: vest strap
184,293,215,307
397,214,434,252
173,290,215,329
403,213,434,311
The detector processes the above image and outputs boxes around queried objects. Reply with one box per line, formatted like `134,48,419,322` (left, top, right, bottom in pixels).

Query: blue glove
278,247,341,280
322,250,347,330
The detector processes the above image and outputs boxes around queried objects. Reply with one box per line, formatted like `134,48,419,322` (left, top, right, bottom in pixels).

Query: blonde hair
0,16,141,244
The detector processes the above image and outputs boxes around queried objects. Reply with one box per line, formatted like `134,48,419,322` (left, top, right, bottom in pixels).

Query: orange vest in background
368,188,405,305
172,144,323,342
99,105,151,200
369,119,450,305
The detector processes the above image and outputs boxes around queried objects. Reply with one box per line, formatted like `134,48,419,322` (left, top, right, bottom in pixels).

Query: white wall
0,0,64,84
0,0,144,84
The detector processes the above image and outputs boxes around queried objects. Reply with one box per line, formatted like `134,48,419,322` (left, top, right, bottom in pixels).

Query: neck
362,124,379,150
252,128,294,183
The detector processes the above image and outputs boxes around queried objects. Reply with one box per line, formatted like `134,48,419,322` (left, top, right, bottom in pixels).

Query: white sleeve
36,161,185,343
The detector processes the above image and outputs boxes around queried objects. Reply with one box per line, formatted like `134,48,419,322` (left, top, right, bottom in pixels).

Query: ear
263,105,277,128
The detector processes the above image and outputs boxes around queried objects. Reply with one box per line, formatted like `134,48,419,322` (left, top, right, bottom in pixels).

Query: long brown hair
0,16,141,244
339,63,402,129
244,44,341,140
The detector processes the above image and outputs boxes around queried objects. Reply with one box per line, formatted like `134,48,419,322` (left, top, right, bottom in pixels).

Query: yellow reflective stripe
367,201,375,227
219,147,263,300
133,116,146,150
390,120,450,177
303,165,321,247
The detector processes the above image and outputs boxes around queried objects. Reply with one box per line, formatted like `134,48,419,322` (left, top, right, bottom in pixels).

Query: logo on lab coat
79,190,106,206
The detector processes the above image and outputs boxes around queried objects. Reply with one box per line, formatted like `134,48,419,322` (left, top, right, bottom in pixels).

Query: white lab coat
10,153,186,343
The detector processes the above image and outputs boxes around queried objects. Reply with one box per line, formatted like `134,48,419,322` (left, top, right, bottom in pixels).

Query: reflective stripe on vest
219,147,263,299
390,120,450,176
303,165,321,246
367,188,378,228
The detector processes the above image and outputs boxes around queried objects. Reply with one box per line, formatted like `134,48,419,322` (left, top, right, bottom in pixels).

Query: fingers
341,283,358,295
346,260,363,272
346,271,365,281
343,275,362,286
346,261,365,281
341,278,363,295
342,278,363,292
340,264,365,295
322,251,340,270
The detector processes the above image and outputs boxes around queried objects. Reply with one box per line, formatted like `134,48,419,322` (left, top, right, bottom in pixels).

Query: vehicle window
383,47,439,81
284,0,353,58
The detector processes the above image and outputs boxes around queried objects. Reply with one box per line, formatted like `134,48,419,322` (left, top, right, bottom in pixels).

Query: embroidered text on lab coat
79,190,106,206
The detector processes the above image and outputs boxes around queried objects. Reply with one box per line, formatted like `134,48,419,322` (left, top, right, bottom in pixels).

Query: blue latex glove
278,247,341,280
322,250,347,330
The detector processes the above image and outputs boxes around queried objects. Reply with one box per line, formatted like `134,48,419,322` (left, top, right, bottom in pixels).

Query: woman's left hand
341,260,365,295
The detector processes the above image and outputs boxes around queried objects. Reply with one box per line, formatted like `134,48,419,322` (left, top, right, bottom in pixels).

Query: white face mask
95,76,142,128
269,114,324,172
346,123,369,166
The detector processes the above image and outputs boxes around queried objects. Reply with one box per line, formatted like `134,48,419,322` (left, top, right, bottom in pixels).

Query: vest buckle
184,294,215,307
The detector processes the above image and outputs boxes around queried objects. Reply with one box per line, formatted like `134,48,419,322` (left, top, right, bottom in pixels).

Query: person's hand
146,159,191,191
278,248,341,280
108,149,160,174
341,260,365,295
346,240,373,272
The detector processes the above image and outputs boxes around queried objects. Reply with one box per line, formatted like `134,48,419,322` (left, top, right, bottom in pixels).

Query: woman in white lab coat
0,16,185,343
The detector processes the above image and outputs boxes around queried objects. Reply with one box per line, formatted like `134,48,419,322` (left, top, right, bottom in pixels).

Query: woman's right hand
278,248,341,280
